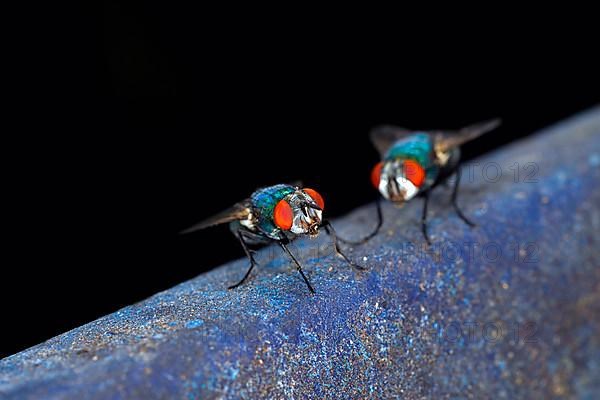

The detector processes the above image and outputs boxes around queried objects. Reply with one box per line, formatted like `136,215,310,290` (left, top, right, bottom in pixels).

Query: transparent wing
434,118,502,152
180,201,251,234
369,125,412,156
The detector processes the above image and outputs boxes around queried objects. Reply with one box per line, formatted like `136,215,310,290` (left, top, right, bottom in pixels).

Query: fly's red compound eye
371,161,384,189
303,188,325,210
403,160,425,187
273,199,293,230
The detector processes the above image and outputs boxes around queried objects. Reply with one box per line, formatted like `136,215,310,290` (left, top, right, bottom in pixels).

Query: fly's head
371,159,426,205
273,188,325,237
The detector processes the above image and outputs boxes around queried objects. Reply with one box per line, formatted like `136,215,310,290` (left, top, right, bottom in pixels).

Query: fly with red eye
341,119,502,246
181,184,363,294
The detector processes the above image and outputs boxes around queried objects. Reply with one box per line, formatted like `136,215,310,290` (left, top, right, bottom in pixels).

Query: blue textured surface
1,108,600,399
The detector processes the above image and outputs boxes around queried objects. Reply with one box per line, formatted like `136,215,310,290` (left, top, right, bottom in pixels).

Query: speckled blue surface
1,108,600,399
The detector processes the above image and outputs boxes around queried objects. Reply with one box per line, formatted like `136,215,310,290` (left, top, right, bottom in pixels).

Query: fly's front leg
322,220,365,270
451,167,476,227
278,238,315,294
421,191,432,246
337,198,383,246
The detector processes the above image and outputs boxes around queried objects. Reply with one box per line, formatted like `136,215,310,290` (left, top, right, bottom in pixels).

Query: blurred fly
345,119,501,245
181,184,363,294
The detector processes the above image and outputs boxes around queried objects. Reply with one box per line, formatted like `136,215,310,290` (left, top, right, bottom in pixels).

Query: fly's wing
180,201,251,234
434,118,502,153
369,125,413,156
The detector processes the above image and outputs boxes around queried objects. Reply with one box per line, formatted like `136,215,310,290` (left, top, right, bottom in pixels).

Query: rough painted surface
1,108,600,399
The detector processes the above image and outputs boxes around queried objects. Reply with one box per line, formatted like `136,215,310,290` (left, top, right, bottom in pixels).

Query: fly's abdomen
385,133,439,188
250,184,296,237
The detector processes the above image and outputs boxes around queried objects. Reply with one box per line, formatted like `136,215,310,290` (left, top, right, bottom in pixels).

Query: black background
3,4,598,358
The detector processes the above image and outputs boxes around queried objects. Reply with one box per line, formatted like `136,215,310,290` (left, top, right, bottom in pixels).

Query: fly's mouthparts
308,224,320,236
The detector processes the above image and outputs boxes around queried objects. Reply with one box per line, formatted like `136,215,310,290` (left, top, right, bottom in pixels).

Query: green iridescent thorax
384,132,439,188
250,184,296,237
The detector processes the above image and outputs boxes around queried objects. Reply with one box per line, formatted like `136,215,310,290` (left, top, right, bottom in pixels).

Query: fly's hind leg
228,229,263,290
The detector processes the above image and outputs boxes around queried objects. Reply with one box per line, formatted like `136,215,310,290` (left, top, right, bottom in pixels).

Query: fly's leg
337,198,383,246
451,167,476,227
421,191,432,246
322,220,365,270
278,238,315,294
228,230,260,290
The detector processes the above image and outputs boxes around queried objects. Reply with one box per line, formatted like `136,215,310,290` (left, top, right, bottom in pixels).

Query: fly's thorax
250,184,297,239
379,159,420,203
385,132,433,167
286,190,323,236
252,184,325,238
